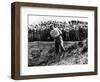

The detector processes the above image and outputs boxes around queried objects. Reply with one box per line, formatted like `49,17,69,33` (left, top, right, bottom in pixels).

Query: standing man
50,25,65,54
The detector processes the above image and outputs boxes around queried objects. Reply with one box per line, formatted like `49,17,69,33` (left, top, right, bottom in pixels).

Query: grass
28,39,88,66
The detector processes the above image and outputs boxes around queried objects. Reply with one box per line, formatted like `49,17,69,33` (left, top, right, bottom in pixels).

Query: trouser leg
59,36,65,52
60,41,65,52
55,40,61,62
55,40,59,54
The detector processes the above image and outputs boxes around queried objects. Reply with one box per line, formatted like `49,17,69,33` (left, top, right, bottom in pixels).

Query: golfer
50,25,65,54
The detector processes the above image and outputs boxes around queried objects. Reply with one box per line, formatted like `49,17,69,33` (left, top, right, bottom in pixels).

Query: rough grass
28,39,88,66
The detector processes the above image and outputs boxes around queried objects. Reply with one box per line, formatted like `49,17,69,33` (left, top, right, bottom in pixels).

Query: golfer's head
50,25,54,30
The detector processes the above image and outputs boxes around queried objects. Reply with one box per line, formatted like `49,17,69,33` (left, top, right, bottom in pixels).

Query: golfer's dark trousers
55,35,65,54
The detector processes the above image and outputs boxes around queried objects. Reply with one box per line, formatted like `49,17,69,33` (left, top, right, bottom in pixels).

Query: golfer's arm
59,29,62,35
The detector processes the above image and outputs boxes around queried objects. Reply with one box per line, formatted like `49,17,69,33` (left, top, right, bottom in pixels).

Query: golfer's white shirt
50,28,62,38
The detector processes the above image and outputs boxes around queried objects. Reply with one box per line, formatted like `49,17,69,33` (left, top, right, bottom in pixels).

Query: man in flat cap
50,25,65,54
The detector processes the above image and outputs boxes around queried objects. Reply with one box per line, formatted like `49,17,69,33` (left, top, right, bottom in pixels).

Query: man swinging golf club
50,25,65,54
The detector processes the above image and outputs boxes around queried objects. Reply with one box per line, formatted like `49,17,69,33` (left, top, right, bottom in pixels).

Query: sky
28,15,88,27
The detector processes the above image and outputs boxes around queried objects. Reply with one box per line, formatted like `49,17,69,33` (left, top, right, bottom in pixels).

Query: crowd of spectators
28,20,88,42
